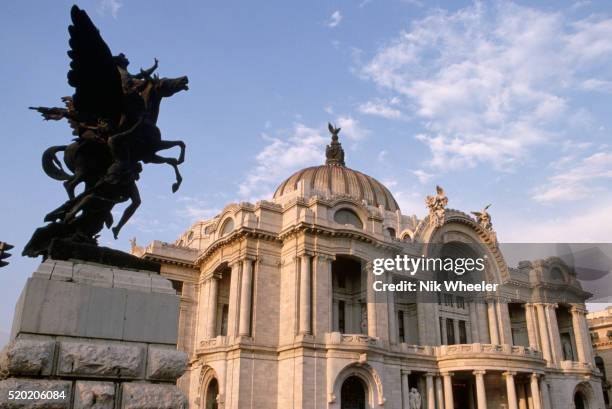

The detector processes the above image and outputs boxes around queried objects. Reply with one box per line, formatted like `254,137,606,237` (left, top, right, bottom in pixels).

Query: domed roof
273,124,400,212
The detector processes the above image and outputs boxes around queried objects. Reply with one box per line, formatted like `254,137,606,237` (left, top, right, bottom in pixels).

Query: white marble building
134,131,605,409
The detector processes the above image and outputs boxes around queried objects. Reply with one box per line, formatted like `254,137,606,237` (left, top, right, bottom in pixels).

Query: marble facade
135,135,605,409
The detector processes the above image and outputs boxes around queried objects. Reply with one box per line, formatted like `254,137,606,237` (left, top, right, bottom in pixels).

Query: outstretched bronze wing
67,5,123,127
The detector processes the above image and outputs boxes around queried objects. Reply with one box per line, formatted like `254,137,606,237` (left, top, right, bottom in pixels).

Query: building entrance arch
341,376,366,409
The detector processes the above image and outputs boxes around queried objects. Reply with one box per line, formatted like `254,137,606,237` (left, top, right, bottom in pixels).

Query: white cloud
412,169,434,184
99,0,121,18
335,115,369,140
533,151,612,202
360,2,612,172
499,197,612,242
580,78,612,93
327,10,343,28
358,98,403,119
176,197,220,221
238,124,327,200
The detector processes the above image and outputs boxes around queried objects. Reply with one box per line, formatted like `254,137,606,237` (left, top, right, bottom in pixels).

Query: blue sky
2,0,612,339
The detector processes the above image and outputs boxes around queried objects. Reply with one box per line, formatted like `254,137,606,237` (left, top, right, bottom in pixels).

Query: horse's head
157,76,189,98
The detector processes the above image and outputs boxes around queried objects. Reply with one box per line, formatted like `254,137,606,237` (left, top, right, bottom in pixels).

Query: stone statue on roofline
425,185,447,228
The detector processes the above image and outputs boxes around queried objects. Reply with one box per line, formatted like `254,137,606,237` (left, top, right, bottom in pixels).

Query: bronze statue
23,5,189,265
325,122,345,166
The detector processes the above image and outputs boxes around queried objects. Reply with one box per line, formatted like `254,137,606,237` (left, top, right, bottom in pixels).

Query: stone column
402,370,411,409
435,375,445,409
196,280,209,341
539,378,551,409
487,300,500,344
313,255,333,335
442,372,454,409
417,300,428,345
440,317,448,345
226,261,241,338
453,319,460,344
570,304,591,364
504,372,518,409
524,304,539,350
388,272,398,344
299,254,312,335
497,301,512,345
535,304,552,364
545,304,562,363
238,258,253,337
477,302,490,343
474,370,487,409
529,374,541,409
469,302,480,343
366,263,377,338
580,310,595,364
426,373,436,409
206,275,219,339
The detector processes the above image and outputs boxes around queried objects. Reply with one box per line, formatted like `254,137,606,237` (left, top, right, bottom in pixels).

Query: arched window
385,227,396,238
205,378,219,409
550,267,564,282
187,231,194,241
334,209,363,229
220,218,234,237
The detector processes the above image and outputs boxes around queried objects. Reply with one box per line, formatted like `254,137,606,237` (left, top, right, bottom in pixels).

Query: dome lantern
272,123,400,212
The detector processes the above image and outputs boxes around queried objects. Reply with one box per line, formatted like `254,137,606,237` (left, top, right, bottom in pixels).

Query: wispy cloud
358,97,403,119
176,196,220,221
360,2,612,172
327,10,343,28
98,0,122,18
238,123,327,201
336,115,369,140
532,151,612,202
412,169,434,184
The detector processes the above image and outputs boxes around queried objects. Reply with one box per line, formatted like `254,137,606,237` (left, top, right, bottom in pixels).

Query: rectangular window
220,304,229,336
456,296,465,309
170,279,183,295
398,310,405,343
459,320,467,344
444,294,453,306
439,317,445,345
338,301,346,334
446,319,455,345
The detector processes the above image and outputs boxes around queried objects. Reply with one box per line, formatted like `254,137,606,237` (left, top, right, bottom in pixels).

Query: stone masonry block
150,276,176,294
57,341,144,378
120,383,187,409
72,263,113,287
146,346,187,381
112,269,152,293
73,381,116,409
123,292,179,344
50,260,74,281
0,378,71,409
32,259,54,280
0,338,55,376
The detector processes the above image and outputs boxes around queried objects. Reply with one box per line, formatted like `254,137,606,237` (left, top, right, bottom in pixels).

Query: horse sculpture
23,5,189,260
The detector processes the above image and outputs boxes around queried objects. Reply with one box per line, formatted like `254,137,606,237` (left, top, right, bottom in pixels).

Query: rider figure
105,54,159,185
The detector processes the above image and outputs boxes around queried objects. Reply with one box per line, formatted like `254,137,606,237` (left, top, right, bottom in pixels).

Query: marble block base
0,259,188,409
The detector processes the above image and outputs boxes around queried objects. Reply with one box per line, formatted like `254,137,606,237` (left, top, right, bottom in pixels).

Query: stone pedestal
0,259,188,408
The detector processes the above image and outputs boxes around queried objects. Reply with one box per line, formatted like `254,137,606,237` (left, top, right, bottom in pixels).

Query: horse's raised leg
63,171,84,200
156,140,186,164
147,154,183,192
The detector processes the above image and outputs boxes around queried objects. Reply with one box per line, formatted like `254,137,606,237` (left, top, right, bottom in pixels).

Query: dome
273,124,400,212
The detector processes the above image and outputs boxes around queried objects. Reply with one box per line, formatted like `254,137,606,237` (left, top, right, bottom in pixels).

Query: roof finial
326,122,345,166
